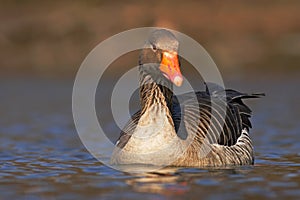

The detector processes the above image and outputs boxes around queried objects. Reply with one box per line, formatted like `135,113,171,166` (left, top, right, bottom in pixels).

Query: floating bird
111,29,264,167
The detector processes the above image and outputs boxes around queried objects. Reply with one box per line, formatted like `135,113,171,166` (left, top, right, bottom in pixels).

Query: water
0,74,299,199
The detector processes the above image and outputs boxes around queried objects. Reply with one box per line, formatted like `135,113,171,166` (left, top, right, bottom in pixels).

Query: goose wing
172,83,264,146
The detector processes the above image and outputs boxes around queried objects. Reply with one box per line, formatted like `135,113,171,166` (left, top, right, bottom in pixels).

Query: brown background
1,0,299,77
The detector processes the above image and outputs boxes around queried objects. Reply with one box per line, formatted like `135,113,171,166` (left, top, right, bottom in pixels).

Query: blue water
0,75,299,199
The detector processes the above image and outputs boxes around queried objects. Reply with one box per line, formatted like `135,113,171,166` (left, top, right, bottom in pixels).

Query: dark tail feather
228,91,264,131
205,82,265,100
225,89,265,101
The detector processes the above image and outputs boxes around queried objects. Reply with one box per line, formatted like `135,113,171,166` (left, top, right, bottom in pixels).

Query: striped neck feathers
139,67,174,125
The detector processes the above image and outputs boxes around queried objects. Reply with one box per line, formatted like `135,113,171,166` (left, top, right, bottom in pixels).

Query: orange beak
159,51,183,87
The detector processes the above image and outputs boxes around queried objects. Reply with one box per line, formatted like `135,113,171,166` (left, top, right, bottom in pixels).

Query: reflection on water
0,75,299,199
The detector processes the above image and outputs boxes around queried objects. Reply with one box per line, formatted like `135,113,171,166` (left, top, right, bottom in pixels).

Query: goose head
139,29,183,87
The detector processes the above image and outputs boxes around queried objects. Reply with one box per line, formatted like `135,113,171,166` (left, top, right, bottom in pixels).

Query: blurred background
1,1,300,199
1,0,300,77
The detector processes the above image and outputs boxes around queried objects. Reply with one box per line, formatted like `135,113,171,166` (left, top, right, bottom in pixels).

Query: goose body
111,29,263,167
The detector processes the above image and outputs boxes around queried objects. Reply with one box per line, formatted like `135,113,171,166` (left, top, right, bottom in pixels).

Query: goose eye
152,44,157,51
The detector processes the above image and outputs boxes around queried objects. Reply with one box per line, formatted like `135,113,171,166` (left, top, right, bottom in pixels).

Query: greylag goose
111,29,263,167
